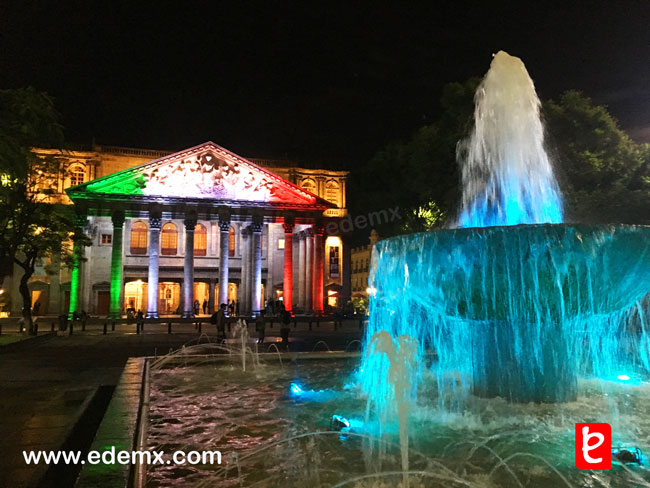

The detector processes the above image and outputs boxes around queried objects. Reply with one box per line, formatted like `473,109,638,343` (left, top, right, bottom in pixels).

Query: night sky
1,1,649,168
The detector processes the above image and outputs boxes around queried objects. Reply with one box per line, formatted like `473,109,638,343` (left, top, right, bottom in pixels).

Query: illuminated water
457,51,563,228
147,359,650,487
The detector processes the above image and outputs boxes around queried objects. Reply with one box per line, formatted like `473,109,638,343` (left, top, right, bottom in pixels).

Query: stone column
282,218,295,312
305,227,313,312
251,218,263,316
240,227,250,314
108,210,125,319
146,213,162,318
182,218,196,318
312,224,325,315
298,232,306,308
208,278,216,314
218,217,230,309
68,212,88,319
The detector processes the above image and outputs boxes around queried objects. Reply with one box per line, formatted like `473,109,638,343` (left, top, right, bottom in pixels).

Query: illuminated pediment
67,142,327,207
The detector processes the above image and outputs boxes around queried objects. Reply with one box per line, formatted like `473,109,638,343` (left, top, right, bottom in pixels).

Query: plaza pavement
0,318,363,487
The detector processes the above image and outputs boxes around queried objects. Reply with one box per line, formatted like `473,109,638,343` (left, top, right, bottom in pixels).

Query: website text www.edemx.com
23,447,222,466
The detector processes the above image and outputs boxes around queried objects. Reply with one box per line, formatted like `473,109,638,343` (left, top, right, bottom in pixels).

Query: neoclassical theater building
3,142,348,318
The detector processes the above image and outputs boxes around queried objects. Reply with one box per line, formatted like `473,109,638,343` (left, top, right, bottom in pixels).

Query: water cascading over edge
360,51,650,408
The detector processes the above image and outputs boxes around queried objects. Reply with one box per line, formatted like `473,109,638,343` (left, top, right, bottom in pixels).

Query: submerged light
289,383,303,396
331,414,351,431
617,374,631,381
612,447,643,465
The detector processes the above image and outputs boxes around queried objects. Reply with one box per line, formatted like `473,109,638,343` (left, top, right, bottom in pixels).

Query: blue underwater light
612,447,644,466
290,383,303,396
288,382,339,402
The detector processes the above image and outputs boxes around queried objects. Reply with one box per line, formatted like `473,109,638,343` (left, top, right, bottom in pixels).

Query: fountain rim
373,222,650,248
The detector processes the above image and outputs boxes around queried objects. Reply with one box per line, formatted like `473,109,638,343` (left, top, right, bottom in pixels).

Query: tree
0,87,86,334
349,78,480,237
543,90,648,223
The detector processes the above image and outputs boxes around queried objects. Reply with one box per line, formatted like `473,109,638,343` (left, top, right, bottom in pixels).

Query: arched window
228,226,235,257
301,178,317,194
194,224,207,256
68,164,86,187
161,223,178,255
130,221,148,254
325,180,340,206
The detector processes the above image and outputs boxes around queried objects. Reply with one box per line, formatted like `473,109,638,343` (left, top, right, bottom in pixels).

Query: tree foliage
0,87,86,333
543,90,649,223
351,83,650,239
349,78,480,237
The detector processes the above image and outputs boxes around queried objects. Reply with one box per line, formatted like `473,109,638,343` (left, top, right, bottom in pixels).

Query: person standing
202,299,208,314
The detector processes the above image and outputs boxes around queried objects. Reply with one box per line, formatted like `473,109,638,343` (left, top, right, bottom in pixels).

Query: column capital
297,230,306,240
282,221,295,234
241,226,251,239
184,218,197,231
149,211,162,229
250,221,263,233
313,224,325,236
111,210,125,228
218,220,231,232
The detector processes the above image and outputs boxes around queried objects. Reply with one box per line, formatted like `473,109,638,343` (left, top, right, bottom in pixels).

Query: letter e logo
575,423,611,469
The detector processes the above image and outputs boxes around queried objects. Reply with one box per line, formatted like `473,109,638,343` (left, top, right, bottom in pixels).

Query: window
194,224,207,256
130,221,148,254
228,226,235,257
301,178,317,194
161,223,178,255
68,165,86,187
278,238,285,250
100,233,112,245
325,180,340,206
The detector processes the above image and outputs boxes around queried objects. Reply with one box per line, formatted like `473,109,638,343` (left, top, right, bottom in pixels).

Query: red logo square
575,423,611,469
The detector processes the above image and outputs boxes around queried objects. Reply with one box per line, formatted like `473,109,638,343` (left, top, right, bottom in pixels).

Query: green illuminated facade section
67,245,81,319
109,211,125,318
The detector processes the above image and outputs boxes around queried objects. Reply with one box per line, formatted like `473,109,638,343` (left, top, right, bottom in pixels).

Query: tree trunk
19,269,35,335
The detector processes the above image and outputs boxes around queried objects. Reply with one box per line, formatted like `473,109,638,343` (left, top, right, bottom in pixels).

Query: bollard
309,320,312,331
198,322,202,334
69,321,73,336
269,319,273,329
359,318,363,330
317,317,320,328
82,321,86,332
34,322,38,335
294,318,297,329
168,322,172,334
51,322,55,332
103,322,107,335
111,321,115,331
136,322,140,334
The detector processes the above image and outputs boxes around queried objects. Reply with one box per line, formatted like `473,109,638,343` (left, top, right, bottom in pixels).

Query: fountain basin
365,224,650,402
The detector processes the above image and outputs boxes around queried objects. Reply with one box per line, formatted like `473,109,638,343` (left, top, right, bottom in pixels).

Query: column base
107,313,122,320
181,312,194,318
146,312,159,319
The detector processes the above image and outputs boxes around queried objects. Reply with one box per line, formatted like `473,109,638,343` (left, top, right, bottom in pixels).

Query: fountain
136,52,650,487
360,51,650,405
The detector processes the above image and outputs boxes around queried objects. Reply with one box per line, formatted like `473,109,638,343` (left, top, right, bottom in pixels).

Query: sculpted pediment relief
72,142,328,207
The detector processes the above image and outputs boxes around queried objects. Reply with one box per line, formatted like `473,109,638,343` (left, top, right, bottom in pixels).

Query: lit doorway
193,282,210,314
159,282,180,315
124,280,148,313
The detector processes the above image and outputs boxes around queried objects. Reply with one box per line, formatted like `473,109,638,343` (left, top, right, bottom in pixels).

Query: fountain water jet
360,51,650,405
